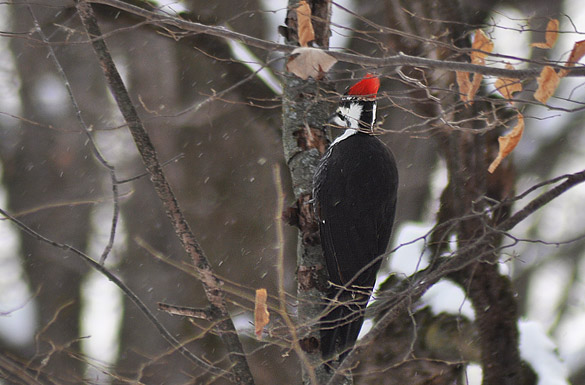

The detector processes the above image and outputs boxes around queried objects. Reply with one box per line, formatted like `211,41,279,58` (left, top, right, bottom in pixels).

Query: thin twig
0,354,48,385
173,55,283,120
116,153,185,184
0,207,229,379
158,303,213,320
27,6,120,265
500,169,585,232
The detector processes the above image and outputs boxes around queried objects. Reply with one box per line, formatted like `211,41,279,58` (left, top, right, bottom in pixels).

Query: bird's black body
314,132,398,361
313,75,398,363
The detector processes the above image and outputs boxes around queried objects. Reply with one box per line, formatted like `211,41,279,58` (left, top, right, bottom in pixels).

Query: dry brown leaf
456,70,481,105
456,71,471,103
545,19,560,48
488,114,525,173
254,288,270,340
531,19,559,49
495,63,522,101
559,39,585,77
534,66,560,104
286,47,337,80
468,73,483,103
296,0,314,47
471,29,494,65
457,30,493,105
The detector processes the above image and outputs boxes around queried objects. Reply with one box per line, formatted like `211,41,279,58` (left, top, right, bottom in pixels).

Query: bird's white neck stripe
346,102,364,129
331,129,358,146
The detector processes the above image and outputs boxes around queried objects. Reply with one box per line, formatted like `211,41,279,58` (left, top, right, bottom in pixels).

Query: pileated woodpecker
313,75,398,363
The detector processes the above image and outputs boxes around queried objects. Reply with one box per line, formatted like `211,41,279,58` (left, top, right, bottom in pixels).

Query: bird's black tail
320,289,370,366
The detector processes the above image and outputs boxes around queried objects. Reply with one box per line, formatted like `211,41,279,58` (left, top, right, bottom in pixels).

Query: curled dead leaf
531,19,559,49
488,114,525,173
534,66,560,104
286,47,337,80
495,63,522,102
296,0,314,47
254,288,270,340
456,71,471,103
456,70,482,105
559,39,585,77
468,73,483,104
457,30,493,105
471,29,494,65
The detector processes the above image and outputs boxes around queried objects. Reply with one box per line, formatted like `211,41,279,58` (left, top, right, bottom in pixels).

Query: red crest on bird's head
347,74,380,98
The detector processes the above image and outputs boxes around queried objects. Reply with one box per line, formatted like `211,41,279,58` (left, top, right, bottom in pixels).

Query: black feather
314,131,398,363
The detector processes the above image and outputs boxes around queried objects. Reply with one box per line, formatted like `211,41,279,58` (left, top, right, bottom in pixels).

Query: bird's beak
326,112,344,129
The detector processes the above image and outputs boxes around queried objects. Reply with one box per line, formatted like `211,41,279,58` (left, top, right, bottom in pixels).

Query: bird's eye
336,111,344,119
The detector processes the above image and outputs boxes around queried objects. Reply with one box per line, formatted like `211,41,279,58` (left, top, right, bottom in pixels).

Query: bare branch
88,0,585,78
500,169,585,232
74,2,255,384
0,207,229,379
0,354,48,385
